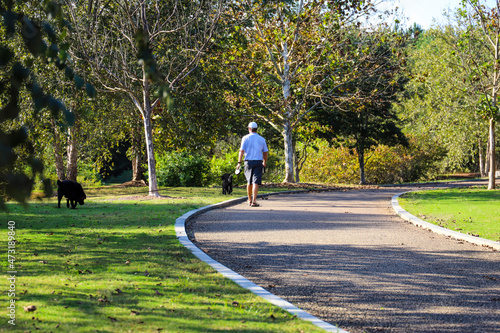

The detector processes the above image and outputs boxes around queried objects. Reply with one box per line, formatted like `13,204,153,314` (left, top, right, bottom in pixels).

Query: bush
208,151,239,186
263,151,285,183
155,151,209,187
208,151,285,186
300,139,445,185
301,141,359,184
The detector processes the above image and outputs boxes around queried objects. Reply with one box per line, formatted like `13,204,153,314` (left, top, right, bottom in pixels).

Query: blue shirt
240,133,268,161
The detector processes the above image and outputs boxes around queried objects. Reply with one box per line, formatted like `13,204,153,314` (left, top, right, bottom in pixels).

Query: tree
454,0,500,189
311,28,409,184
65,0,224,196
0,0,93,208
225,0,374,183
397,28,489,176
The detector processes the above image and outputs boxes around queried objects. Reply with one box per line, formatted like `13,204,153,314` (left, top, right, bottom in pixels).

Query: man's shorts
244,160,263,185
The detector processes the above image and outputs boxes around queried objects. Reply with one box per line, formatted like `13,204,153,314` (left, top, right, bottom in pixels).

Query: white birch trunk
143,76,161,197
66,118,79,182
488,29,498,189
51,118,66,181
479,137,485,177
281,31,294,183
488,117,496,189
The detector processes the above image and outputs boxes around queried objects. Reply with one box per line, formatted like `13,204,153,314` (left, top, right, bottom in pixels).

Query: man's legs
244,160,263,206
252,184,259,204
247,184,253,204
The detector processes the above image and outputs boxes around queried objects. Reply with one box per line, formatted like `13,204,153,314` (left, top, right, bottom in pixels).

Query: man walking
237,122,268,207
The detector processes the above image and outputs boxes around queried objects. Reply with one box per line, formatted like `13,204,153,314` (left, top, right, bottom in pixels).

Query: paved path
190,182,500,333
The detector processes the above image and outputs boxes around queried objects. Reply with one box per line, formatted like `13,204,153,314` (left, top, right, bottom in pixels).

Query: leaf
74,75,84,90
85,83,96,98
24,305,37,312
0,46,13,66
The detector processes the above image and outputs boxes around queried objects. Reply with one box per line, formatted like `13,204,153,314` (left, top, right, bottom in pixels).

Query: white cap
248,122,258,129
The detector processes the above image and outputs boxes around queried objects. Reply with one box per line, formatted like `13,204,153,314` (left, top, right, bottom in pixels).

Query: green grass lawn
0,185,326,333
398,186,500,242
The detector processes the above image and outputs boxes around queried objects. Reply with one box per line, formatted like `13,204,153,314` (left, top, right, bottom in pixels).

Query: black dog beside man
221,173,233,195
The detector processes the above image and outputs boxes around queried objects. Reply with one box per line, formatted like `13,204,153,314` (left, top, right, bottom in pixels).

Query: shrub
155,151,209,187
301,141,359,184
208,151,285,186
208,151,239,185
300,139,445,185
263,152,285,183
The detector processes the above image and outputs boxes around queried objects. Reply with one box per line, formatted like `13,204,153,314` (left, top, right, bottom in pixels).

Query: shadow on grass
0,198,325,333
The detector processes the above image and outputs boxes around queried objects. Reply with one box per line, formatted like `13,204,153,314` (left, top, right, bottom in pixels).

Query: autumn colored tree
225,0,374,183
311,28,409,184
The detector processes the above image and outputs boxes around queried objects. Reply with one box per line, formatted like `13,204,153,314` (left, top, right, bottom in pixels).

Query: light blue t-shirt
240,133,268,161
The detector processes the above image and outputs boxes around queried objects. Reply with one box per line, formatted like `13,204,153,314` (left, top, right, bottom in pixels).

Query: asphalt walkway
190,181,500,333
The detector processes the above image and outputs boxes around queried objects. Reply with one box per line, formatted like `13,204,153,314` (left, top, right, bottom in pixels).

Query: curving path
189,181,500,333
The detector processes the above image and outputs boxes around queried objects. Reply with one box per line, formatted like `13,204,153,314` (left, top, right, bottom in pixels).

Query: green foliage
397,27,488,173
155,151,209,187
300,139,446,184
0,1,95,208
208,151,238,185
263,151,286,183
364,139,446,183
301,141,359,184
207,151,284,186
223,0,374,182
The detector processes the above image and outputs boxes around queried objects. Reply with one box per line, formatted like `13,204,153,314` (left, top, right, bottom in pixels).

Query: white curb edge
175,193,349,333
392,192,500,251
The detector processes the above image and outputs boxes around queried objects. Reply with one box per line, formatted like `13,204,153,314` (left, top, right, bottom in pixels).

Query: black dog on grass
57,180,86,209
221,173,233,195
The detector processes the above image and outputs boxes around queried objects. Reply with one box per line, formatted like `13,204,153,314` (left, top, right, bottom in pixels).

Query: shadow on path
191,181,500,333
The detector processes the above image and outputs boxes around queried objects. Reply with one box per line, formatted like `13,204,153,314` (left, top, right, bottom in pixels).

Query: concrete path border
392,192,500,251
174,191,349,333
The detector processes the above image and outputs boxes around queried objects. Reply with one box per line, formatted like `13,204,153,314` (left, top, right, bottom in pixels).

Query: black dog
57,180,86,209
221,173,233,195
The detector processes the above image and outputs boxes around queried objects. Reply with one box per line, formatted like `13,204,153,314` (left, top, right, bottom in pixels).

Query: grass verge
398,186,500,242
0,185,326,333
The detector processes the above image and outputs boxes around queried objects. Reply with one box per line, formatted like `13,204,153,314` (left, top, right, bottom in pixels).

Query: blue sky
386,0,497,29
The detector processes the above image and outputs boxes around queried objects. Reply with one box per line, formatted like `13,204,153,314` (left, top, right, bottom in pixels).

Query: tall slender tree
65,0,224,196
398,28,488,176
454,0,500,189
225,0,374,183
311,28,409,184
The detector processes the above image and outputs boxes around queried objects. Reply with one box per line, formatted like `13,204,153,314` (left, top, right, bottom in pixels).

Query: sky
384,0,497,29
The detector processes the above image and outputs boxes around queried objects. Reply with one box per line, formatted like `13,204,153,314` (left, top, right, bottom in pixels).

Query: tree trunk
143,77,161,197
280,24,295,183
66,119,79,182
358,146,366,185
488,117,496,190
283,122,294,183
131,123,144,182
132,153,144,182
485,138,491,175
478,137,485,177
51,118,66,181
293,140,300,183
